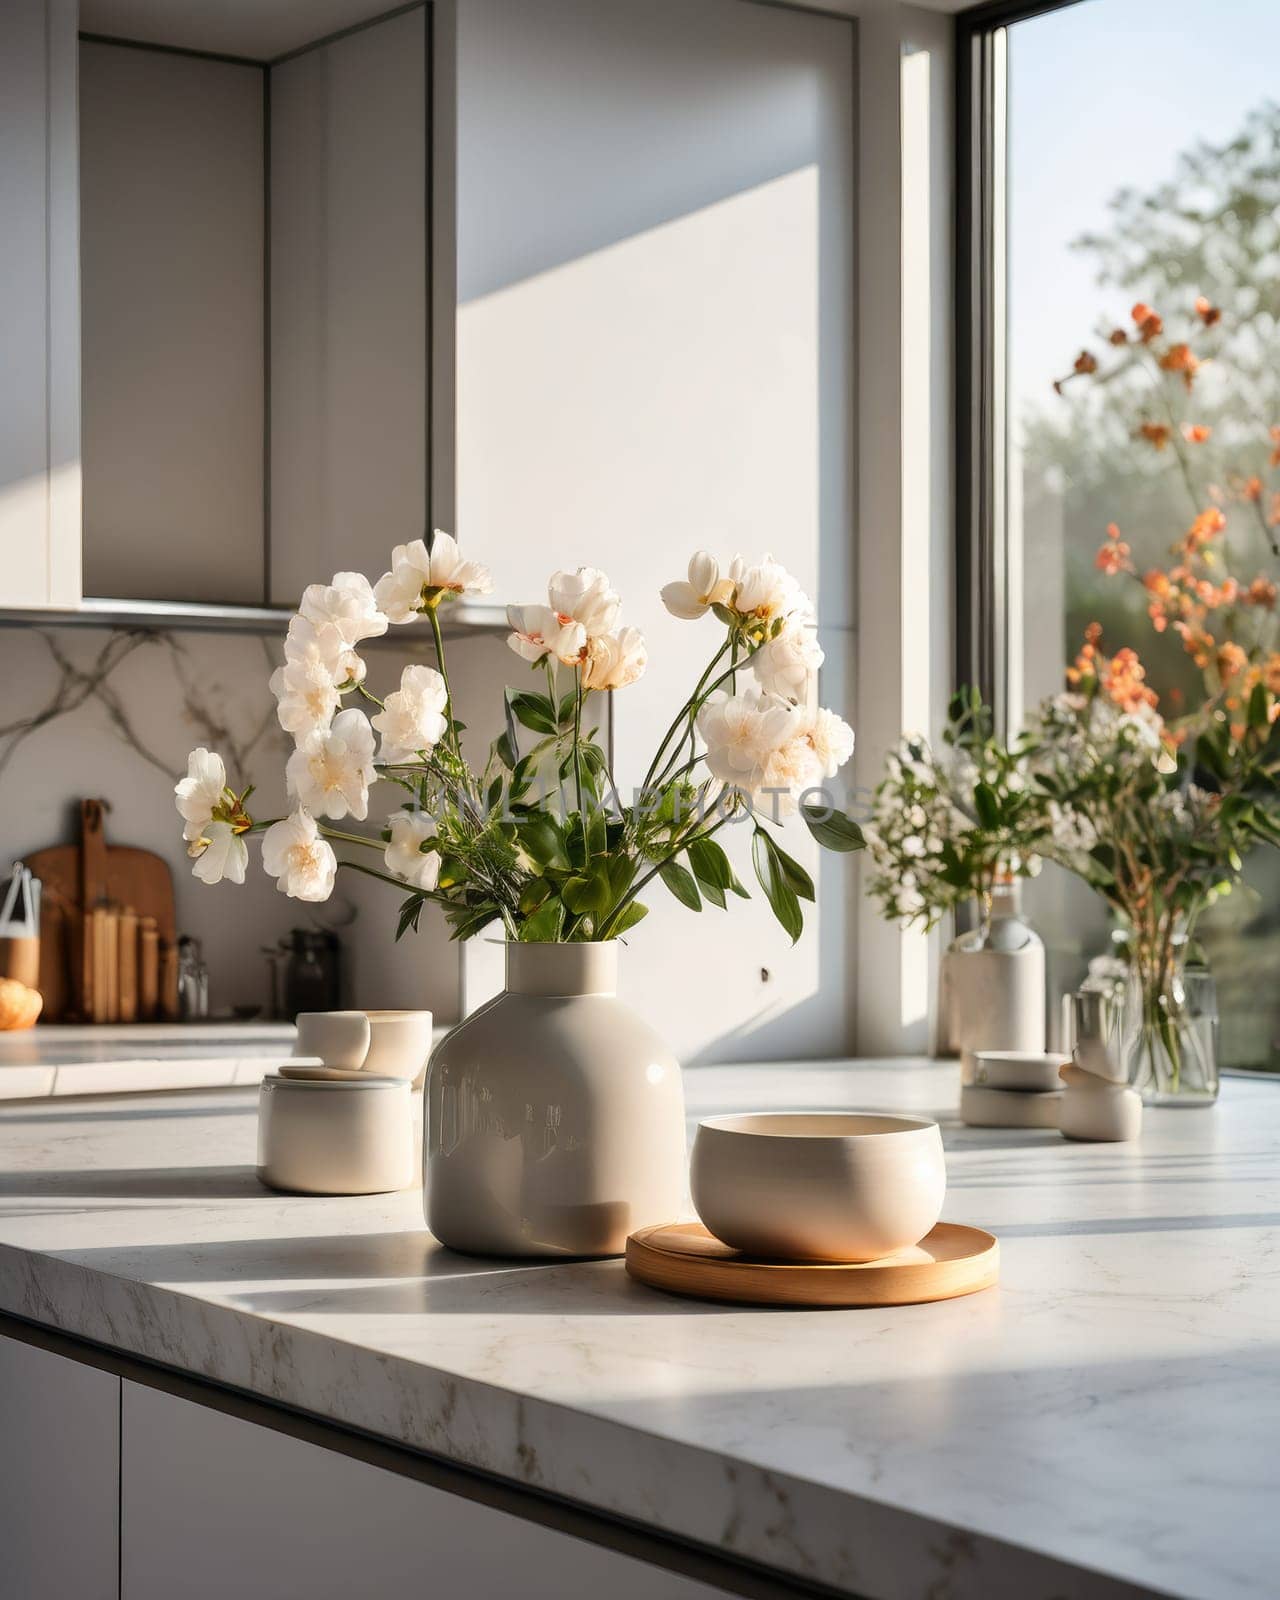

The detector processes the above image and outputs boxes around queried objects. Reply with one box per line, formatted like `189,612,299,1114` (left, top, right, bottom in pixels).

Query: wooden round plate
625,1221,998,1309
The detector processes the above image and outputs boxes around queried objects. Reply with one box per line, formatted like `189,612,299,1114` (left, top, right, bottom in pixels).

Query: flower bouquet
174,534,861,949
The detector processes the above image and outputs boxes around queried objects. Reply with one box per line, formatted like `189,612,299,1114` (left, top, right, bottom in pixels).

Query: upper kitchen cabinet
0,0,429,618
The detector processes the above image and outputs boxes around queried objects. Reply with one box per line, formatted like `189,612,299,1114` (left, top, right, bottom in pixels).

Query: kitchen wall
0,622,510,1023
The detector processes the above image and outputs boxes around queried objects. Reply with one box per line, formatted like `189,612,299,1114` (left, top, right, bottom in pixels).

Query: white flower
261,808,337,902
581,627,646,691
1048,802,1097,855
298,571,387,646
286,708,377,821
284,613,367,688
752,627,824,703
697,686,798,795
371,665,449,763
506,603,586,665
797,705,855,778
661,552,734,620
730,554,803,626
189,820,248,886
384,810,441,891
547,567,620,639
374,532,492,622
755,735,825,819
175,748,228,843
270,652,341,741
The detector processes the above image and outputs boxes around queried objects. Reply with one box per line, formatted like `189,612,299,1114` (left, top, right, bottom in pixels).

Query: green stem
428,605,463,765
642,640,731,792
320,826,384,851
572,670,585,855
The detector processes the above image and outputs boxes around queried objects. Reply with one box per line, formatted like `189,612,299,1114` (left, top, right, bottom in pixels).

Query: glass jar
1124,949,1219,1107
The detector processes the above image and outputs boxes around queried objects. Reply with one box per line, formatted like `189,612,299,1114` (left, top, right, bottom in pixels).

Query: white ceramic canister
943,882,1046,1084
258,1074,414,1195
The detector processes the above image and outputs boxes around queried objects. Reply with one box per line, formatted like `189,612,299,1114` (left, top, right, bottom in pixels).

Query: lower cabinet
0,1333,120,1600
122,1381,722,1600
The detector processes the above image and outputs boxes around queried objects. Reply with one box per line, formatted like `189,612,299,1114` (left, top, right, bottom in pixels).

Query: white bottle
942,880,1046,1085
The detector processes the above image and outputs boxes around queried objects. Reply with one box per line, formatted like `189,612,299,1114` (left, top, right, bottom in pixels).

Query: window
960,0,1280,1070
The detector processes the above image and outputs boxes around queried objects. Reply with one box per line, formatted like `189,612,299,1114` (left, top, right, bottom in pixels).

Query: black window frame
954,0,1083,730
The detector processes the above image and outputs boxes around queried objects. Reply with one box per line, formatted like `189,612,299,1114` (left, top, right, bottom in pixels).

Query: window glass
1008,0,1280,1068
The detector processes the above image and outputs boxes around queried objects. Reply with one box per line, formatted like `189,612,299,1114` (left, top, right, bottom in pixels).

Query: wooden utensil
625,1221,999,1309
25,800,176,1022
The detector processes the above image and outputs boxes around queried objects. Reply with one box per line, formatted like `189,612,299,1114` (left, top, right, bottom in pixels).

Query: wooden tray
625,1221,998,1308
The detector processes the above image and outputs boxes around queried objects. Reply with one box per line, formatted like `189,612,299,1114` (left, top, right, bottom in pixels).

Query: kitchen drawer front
0,1330,120,1600
121,1380,725,1600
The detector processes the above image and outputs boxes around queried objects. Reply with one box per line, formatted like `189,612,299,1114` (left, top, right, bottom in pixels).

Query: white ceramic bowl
361,1009,433,1085
690,1112,946,1263
972,1050,1068,1093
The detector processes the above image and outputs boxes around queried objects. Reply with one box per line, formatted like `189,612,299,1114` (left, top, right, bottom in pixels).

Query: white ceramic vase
424,942,687,1258
942,884,1046,1084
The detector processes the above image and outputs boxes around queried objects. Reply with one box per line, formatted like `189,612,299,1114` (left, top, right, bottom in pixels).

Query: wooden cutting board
625,1221,999,1309
24,799,176,1022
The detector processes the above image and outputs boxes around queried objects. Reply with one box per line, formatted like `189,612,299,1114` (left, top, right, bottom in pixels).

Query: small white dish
277,1061,370,1082
361,1010,433,1085
972,1050,1068,1093
690,1112,946,1263
295,1011,372,1070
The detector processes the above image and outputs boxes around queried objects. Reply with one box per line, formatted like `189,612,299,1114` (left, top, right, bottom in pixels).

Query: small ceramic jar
257,1073,414,1195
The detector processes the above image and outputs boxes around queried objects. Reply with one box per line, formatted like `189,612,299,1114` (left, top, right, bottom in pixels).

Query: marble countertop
1,1061,1276,1599
0,1021,298,1099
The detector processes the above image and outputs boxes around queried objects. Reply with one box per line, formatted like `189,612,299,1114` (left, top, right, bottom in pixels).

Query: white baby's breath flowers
375,532,493,623
371,665,449,764
189,820,248,886
174,748,229,843
261,808,337,901
285,708,377,821
384,809,441,891
581,626,647,691
661,552,734,620
506,604,587,665
753,627,824,704
547,568,620,640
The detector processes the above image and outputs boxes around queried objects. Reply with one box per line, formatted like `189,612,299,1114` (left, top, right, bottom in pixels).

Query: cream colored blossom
697,686,797,792
581,627,646,691
270,652,341,741
286,708,377,821
384,810,441,891
661,552,734,620
506,604,586,665
298,570,387,645
261,808,337,902
371,665,449,764
797,705,855,778
752,627,824,703
547,567,620,639
175,748,229,844
189,819,248,886
375,532,492,622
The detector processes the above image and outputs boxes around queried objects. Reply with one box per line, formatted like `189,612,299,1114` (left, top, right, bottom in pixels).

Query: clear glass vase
1124,954,1219,1107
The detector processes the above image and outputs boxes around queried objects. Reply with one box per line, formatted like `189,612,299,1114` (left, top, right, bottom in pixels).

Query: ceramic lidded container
258,1074,414,1195
691,1112,946,1263
424,942,687,1258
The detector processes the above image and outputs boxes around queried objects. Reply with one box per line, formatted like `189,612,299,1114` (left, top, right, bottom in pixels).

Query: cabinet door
0,1331,120,1600
122,1381,725,1600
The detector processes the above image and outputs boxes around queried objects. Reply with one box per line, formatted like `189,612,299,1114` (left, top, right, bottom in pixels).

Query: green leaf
800,803,865,852
563,865,612,919
764,834,815,902
609,901,649,936
395,895,426,942
1247,681,1269,730
519,895,564,941
973,781,1000,831
752,829,803,944
494,730,518,771
516,813,570,869
659,859,702,912
510,691,559,736
687,834,749,899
